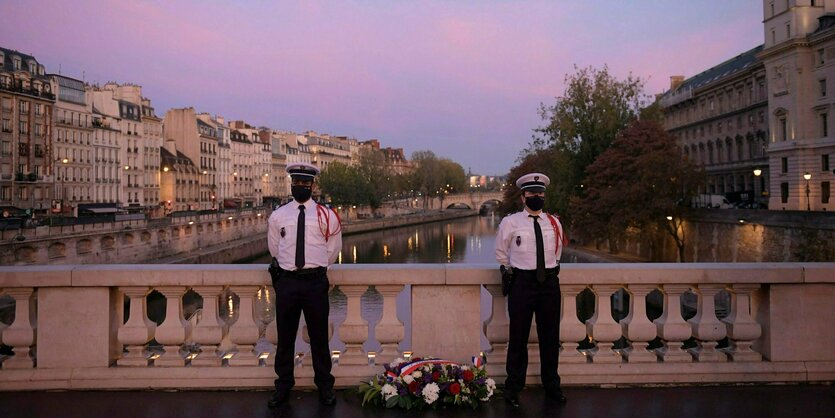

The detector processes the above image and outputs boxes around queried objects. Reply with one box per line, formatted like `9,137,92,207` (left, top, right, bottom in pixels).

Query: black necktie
530,215,545,283
295,205,305,270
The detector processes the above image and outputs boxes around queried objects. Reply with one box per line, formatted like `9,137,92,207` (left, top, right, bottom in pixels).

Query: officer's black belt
283,266,327,278
512,266,560,277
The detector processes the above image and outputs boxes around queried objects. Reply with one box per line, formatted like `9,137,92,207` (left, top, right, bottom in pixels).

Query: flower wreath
358,355,496,410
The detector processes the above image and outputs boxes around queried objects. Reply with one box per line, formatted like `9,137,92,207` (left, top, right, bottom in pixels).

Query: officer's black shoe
504,393,520,408
546,389,567,404
319,389,337,406
267,390,290,408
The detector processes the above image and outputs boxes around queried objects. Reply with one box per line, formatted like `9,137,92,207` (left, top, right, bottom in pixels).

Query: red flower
449,382,461,395
432,371,441,381
408,381,419,394
463,370,474,382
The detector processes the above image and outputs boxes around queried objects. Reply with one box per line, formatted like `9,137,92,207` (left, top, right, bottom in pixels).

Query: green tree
570,119,702,261
535,65,648,215
411,150,443,208
319,162,361,205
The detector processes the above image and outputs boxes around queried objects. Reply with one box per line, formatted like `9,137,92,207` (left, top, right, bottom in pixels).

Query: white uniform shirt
495,210,564,270
267,199,342,271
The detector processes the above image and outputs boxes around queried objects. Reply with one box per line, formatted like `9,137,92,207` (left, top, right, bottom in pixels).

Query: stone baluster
190,286,226,367
621,284,658,363
689,284,727,362
721,284,762,362
337,285,369,365
1,288,36,369
653,284,693,363
228,286,260,366
585,285,624,363
374,285,405,364
154,286,191,367
483,284,509,369
117,287,156,367
559,285,589,363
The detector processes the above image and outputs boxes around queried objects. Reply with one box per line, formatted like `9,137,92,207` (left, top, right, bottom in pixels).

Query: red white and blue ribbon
398,359,459,376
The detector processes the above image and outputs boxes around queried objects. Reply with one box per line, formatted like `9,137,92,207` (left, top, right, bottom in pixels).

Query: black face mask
291,185,312,202
525,196,545,212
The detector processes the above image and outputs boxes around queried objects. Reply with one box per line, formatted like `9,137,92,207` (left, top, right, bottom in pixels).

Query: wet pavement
1,384,833,418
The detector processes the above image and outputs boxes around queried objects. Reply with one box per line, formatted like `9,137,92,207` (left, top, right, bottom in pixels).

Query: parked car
692,194,733,209
733,200,767,209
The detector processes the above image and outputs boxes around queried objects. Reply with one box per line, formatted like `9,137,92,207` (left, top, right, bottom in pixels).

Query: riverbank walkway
2,384,832,418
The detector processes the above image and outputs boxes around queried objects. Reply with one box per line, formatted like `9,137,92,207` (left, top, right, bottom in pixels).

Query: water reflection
337,215,499,264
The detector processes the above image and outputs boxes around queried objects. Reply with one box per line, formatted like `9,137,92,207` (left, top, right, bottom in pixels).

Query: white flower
422,365,430,372
486,378,496,389
390,358,406,368
421,382,440,404
412,370,422,379
461,365,470,371
403,374,414,384
381,384,397,401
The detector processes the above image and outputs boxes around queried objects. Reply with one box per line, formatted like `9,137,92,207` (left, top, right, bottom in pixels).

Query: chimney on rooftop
670,75,685,91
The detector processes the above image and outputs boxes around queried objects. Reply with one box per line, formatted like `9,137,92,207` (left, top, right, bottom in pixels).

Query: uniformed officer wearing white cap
495,172,567,407
267,162,342,408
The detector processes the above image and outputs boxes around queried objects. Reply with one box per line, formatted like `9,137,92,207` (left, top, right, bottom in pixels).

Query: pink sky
1,1,764,175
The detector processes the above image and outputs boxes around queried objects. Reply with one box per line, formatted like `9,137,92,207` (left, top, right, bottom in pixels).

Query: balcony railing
0,264,832,391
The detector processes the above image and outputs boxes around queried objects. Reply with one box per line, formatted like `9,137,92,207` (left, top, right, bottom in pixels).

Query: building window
780,118,788,141
820,79,827,98
823,154,831,172
823,182,831,204
0,186,10,201
19,101,29,114
823,113,830,137
771,29,776,45
781,182,789,204
782,157,788,173
13,58,21,70
1,119,10,132
818,49,826,65
786,23,791,38
18,121,28,134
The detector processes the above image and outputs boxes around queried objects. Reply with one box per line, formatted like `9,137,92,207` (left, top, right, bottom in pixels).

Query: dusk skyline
2,0,763,175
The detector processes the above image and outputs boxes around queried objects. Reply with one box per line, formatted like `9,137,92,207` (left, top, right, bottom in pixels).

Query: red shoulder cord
316,204,342,243
545,213,568,254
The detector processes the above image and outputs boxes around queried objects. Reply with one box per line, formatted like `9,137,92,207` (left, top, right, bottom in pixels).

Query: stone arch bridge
436,191,503,210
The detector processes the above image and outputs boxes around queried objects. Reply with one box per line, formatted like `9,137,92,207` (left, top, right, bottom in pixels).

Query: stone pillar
688,284,727,362
1,288,36,369
228,286,260,366
37,287,112,369
559,285,588,363
621,284,657,363
374,285,405,364
336,285,369,365
412,285,480,363
653,284,693,363
154,286,190,367
722,284,762,362
585,285,624,363
484,284,509,371
190,286,225,367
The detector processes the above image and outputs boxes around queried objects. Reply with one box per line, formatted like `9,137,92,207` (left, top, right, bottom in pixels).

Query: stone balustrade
0,263,833,390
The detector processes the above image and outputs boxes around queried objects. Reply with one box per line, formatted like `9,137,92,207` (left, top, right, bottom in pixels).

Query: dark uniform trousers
505,267,561,396
272,267,335,393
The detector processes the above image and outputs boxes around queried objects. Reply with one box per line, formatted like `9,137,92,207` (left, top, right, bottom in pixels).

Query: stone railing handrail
2,263,832,288
1,263,833,391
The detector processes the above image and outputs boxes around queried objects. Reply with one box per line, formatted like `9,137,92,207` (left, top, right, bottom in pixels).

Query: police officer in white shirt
267,162,342,408
495,172,567,407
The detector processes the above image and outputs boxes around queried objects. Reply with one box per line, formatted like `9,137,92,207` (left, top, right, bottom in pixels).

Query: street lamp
54,158,69,214
803,172,811,211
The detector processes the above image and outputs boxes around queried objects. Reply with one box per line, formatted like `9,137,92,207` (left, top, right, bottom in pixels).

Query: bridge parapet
0,263,833,390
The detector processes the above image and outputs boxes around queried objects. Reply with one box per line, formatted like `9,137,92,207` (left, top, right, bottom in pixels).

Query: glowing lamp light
163,166,169,172
753,168,762,177
803,172,812,181
666,216,673,221
188,221,194,225
228,216,234,220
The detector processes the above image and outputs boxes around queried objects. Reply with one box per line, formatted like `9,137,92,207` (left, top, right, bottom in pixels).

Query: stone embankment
155,209,477,264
